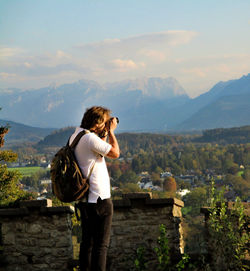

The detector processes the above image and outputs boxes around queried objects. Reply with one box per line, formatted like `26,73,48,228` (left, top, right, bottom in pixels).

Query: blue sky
0,0,250,97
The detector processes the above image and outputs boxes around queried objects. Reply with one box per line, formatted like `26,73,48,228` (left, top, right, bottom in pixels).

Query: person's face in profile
92,114,109,135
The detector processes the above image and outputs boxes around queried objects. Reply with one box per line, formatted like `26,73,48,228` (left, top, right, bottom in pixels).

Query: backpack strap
69,129,96,181
68,130,87,149
69,129,96,205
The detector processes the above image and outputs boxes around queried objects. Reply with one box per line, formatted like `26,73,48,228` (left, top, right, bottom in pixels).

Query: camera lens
110,117,119,124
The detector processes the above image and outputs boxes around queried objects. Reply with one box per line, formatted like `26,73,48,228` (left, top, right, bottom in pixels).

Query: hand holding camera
108,117,119,132
99,117,119,138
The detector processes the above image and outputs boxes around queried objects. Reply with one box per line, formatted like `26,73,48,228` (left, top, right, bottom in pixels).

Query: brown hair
80,106,111,130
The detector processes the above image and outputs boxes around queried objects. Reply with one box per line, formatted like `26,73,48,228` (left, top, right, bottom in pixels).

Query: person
69,106,120,271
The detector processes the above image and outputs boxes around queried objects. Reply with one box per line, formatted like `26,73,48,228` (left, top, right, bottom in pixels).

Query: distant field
8,166,46,177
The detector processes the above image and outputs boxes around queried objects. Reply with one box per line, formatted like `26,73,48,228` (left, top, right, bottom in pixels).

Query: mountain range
0,73,249,132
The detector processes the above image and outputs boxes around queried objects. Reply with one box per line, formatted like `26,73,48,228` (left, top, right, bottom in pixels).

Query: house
160,171,172,178
177,189,190,197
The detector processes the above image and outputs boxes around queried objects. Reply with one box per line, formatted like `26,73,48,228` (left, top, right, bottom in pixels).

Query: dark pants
79,198,113,271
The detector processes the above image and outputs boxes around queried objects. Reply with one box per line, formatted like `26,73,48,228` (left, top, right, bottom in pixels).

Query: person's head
80,106,111,133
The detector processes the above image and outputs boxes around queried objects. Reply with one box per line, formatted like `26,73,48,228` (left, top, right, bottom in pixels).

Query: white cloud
0,47,23,58
0,31,197,88
182,68,207,78
0,72,17,79
56,50,71,59
110,59,145,72
176,53,250,97
2,30,249,97
24,62,32,68
75,30,197,57
139,49,167,62
69,30,197,81
111,59,137,69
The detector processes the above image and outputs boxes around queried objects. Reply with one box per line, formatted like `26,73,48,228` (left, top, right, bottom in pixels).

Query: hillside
174,74,250,130
36,127,75,147
0,119,55,144
193,125,250,144
35,125,250,152
177,93,250,130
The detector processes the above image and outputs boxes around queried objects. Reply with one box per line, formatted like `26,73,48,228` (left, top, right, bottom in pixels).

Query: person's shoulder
85,131,100,142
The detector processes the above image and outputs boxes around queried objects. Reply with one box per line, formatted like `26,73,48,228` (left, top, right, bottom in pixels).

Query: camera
109,117,119,124
99,117,119,138
106,117,119,130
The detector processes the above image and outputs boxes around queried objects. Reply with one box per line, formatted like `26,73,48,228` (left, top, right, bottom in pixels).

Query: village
9,157,238,202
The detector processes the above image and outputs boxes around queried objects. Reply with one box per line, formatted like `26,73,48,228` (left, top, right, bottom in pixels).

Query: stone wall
0,193,184,271
107,192,184,271
0,199,74,271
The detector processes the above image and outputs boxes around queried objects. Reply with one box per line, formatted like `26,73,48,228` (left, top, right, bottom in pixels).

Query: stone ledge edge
0,205,75,217
113,197,184,208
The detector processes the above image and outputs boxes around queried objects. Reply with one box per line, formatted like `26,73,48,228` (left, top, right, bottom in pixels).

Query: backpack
50,130,94,203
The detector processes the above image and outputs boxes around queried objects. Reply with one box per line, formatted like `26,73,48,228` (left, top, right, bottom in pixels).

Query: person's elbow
107,148,120,159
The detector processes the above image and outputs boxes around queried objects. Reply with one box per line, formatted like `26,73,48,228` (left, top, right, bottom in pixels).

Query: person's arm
106,118,120,159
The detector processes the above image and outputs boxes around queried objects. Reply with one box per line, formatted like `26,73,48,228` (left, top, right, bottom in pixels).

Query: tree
118,170,139,184
163,177,177,192
0,112,34,206
227,163,239,175
182,187,208,216
224,174,250,200
207,180,249,271
120,183,141,193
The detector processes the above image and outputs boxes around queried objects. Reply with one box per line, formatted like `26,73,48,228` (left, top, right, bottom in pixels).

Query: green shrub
207,179,249,271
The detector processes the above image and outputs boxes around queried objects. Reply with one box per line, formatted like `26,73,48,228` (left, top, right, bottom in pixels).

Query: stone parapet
0,194,185,271
107,193,184,271
0,200,74,271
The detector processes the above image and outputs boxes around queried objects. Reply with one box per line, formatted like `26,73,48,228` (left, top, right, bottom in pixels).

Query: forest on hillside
36,125,250,149
9,125,249,203
194,125,250,144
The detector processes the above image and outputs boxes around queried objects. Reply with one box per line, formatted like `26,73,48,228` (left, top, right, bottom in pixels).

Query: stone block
0,207,29,217
122,192,152,199
57,224,71,232
50,261,68,269
17,255,28,264
39,238,56,247
172,205,182,217
19,199,52,208
1,223,11,235
18,238,37,247
42,205,74,215
52,247,71,257
112,212,127,221
32,264,49,270
15,222,26,232
3,232,15,245
32,233,50,239
4,255,18,264
27,223,42,234
113,227,131,235
55,236,71,248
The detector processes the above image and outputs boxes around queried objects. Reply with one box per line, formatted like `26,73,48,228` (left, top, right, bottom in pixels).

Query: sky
0,0,250,97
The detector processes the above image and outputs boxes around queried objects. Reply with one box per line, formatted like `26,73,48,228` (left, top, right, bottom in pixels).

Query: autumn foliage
163,177,177,192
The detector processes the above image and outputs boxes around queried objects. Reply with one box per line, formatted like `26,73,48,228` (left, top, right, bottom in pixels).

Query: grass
8,166,45,177
237,170,244,176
